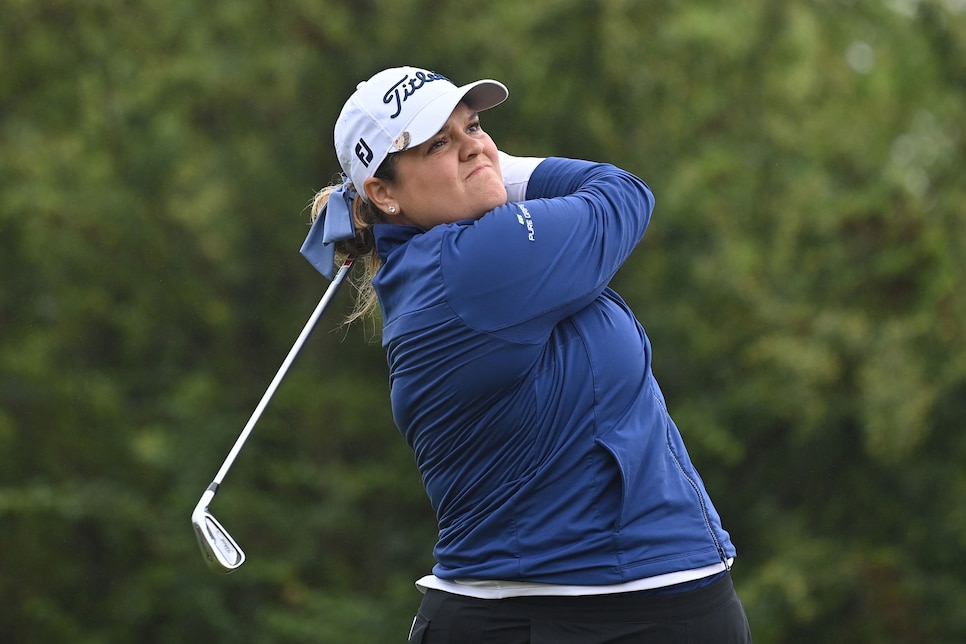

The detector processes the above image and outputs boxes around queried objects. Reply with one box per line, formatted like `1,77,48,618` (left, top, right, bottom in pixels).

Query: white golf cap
334,66,508,200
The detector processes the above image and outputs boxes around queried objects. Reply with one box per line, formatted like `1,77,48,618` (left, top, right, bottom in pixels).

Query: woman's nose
459,133,484,160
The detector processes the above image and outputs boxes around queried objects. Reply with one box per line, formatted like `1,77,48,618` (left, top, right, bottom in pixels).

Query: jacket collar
374,223,426,262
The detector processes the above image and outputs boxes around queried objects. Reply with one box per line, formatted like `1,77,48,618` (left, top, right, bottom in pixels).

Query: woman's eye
429,138,446,151
468,121,481,132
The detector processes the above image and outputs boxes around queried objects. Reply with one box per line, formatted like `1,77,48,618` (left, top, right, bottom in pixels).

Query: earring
388,205,397,214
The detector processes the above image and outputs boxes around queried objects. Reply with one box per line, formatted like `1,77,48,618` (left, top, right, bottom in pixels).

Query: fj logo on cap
355,138,374,167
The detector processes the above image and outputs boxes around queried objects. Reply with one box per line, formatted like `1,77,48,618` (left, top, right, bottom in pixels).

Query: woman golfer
301,66,752,643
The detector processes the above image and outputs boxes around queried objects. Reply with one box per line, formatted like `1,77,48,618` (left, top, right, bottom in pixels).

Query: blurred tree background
1,0,964,641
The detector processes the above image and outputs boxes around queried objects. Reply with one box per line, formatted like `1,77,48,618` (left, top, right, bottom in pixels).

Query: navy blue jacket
373,157,735,584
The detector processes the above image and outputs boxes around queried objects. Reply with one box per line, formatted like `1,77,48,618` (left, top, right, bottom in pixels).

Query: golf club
192,258,353,573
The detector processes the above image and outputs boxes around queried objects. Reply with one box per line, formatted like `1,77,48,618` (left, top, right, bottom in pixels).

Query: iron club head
192,486,246,573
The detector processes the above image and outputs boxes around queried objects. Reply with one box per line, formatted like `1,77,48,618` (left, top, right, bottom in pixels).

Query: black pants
408,572,752,643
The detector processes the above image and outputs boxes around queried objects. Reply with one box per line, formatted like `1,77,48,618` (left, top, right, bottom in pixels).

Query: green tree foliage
1,1,963,642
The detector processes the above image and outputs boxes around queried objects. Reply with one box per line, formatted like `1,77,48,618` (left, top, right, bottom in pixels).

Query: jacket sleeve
441,157,654,342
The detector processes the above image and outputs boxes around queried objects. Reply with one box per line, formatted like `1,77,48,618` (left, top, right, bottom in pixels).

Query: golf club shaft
208,259,353,488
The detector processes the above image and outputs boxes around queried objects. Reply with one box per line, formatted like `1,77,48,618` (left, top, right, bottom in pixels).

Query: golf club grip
210,259,353,485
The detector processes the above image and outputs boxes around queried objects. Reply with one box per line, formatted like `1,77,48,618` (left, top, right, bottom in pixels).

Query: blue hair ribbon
300,182,357,279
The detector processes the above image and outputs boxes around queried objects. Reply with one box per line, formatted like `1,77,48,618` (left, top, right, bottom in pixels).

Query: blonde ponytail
308,184,384,326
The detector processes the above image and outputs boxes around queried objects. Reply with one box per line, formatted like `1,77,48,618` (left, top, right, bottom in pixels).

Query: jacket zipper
654,393,731,569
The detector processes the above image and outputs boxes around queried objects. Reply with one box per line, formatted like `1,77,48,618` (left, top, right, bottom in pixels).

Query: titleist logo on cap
383,71,449,118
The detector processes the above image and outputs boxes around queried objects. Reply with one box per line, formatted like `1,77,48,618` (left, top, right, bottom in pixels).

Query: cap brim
402,79,508,150
461,79,509,112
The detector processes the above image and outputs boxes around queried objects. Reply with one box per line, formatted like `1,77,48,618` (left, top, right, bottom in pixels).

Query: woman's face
367,102,506,228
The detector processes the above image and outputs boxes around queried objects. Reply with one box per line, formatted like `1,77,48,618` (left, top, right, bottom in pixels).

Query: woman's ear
363,177,400,218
